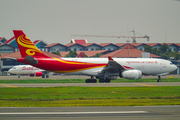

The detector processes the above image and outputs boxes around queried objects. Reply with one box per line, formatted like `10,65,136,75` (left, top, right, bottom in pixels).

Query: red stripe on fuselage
17,57,107,73
123,65,133,69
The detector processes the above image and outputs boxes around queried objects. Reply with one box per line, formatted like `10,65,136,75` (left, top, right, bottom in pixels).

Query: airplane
8,65,50,78
13,30,177,83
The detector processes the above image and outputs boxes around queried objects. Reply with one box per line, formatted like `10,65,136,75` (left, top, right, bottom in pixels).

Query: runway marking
0,84,18,88
0,111,148,115
134,83,156,87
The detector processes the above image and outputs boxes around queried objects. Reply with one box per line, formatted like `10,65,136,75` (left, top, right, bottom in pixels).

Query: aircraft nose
8,69,13,73
171,65,177,72
174,65,177,71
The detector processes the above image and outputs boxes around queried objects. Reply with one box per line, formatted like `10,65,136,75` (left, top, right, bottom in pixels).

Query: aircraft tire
157,76,161,82
105,78,110,83
46,75,49,78
99,79,104,83
92,79,97,83
86,79,90,83
42,75,45,78
157,79,161,82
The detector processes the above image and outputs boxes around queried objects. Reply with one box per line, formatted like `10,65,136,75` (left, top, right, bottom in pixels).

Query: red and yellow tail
13,30,49,58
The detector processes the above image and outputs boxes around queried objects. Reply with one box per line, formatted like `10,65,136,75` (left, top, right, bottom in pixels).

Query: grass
1,99,180,107
1,78,180,83
0,86,180,107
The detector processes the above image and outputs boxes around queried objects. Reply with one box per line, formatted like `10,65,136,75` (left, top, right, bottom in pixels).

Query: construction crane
71,30,149,43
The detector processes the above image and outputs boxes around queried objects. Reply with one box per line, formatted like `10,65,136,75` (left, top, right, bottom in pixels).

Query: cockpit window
170,63,173,65
12,67,16,69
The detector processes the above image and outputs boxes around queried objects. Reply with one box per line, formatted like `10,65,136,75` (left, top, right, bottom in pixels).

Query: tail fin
77,52,85,58
108,56,114,61
13,30,49,58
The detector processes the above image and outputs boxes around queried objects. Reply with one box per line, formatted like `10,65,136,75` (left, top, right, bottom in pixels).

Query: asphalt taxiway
1,74,180,80
0,106,180,120
1,82,180,88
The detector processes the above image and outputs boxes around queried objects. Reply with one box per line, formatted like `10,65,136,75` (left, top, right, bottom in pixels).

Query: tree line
144,43,180,60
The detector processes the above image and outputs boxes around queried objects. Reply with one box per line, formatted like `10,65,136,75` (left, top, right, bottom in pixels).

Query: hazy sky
0,0,180,44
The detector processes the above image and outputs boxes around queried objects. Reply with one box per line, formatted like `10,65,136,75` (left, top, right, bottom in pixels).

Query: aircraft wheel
157,79,161,82
99,79,104,83
92,79,97,83
86,79,90,83
105,78,110,83
157,76,161,82
18,75,20,78
46,75,49,78
42,74,45,78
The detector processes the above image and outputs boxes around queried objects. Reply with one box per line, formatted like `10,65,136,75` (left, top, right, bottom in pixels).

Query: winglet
108,56,114,61
13,30,49,58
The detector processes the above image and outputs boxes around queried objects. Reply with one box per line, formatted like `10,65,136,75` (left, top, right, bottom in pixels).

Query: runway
0,106,180,120
1,82,180,88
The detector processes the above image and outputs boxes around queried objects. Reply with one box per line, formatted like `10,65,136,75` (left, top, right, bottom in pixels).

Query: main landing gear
157,75,161,82
85,76,97,83
42,74,49,78
18,74,21,78
85,77,111,83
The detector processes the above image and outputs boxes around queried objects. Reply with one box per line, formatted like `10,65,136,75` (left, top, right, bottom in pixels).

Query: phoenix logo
22,66,26,70
17,35,42,56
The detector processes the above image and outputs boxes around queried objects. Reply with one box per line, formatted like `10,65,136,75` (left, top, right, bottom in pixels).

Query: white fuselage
8,65,44,75
62,58,177,76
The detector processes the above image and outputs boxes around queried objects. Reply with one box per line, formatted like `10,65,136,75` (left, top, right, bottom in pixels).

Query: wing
100,57,125,73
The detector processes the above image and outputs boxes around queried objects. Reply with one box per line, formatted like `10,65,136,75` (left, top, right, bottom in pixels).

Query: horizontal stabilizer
4,57,17,60
24,55,38,65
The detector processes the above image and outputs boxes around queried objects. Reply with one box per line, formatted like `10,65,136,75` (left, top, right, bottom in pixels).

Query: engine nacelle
119,70,142,79
30,72,43,77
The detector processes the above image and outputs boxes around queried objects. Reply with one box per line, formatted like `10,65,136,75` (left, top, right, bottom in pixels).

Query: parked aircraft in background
8,65,49,78
13,30,177,83
8,51,84,78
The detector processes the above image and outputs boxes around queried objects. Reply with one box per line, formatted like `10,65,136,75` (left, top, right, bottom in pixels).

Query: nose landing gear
157,75,161,82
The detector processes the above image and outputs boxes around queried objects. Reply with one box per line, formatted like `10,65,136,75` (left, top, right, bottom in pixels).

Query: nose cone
8,69,14,74
174,65,177,71
171,65,177,72
8,69,11,72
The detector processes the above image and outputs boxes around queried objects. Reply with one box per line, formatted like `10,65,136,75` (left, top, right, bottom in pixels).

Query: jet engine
30,72,43,77
119,70,142,79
